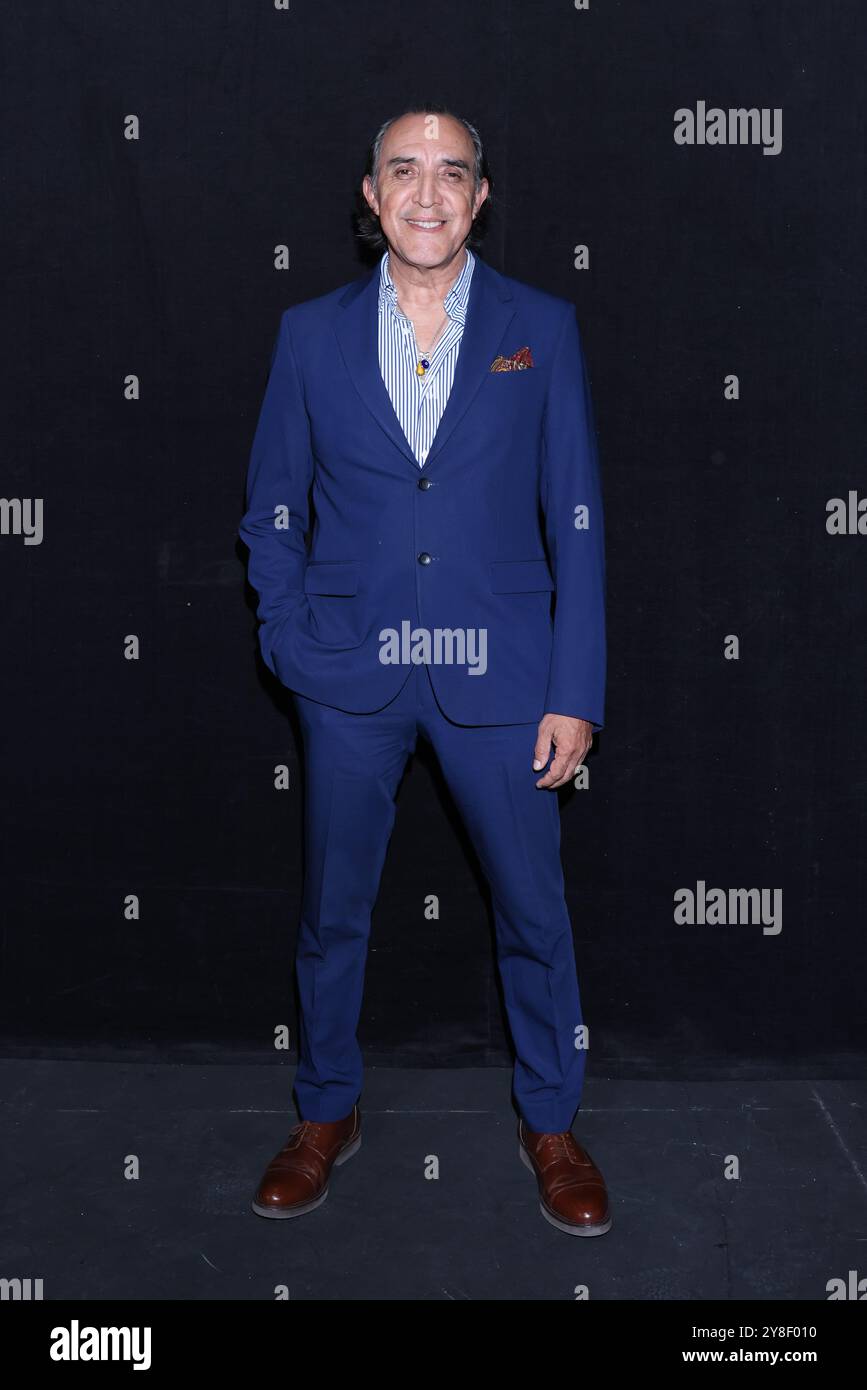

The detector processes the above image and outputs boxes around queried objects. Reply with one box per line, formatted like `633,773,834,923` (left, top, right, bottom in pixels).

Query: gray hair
354,104,493,256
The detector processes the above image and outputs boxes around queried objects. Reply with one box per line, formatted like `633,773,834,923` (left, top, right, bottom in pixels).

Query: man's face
363,113,489,271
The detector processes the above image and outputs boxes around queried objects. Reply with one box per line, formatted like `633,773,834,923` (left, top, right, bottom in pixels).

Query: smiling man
239,106,610,1236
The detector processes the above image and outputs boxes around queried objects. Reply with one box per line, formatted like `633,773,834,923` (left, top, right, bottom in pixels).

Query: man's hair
354,103,493,258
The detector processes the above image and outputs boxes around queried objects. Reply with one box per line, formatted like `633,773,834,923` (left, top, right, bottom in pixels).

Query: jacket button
417,552,432,565
418,477,432,490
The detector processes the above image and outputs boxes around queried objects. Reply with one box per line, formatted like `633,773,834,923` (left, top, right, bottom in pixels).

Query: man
239,106,610,1237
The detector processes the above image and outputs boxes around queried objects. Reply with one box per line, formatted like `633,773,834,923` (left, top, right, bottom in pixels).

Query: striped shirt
377,245,476,467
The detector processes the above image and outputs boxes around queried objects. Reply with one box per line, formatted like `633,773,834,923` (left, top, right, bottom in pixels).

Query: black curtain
2,0,864,1078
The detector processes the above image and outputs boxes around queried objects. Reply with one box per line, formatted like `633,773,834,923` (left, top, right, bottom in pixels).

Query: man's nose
414,171,442,207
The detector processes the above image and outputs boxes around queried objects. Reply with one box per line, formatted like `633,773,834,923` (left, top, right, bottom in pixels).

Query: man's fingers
534,715,593,788
535,747,574,788
535,741,589,788
532,731,552,772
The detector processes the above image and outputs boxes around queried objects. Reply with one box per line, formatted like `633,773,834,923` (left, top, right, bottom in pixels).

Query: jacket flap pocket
489,558,554,593
303,561,359,595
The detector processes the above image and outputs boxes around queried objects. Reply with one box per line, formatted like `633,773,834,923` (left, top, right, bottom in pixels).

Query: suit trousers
290,659,587,1134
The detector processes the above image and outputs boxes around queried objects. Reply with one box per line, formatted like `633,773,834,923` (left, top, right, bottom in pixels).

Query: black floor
1,1059,865,1300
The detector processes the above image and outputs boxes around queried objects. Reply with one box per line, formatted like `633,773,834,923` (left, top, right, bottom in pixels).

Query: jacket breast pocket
488,559,555,593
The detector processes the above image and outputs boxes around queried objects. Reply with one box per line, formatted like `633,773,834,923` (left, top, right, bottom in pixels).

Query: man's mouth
405,219,446,230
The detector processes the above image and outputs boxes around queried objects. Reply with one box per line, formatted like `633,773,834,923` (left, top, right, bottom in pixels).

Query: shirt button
417,552,432,565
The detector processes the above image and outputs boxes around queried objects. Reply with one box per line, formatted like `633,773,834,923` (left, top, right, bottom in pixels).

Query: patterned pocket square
490,346,534,372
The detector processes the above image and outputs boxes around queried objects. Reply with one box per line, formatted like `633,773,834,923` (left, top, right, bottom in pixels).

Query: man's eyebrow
385,154,470,171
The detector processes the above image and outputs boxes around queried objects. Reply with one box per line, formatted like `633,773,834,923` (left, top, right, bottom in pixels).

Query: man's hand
533,713,593,789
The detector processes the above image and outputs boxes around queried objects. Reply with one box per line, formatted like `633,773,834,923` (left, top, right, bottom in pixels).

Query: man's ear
362,175,379,216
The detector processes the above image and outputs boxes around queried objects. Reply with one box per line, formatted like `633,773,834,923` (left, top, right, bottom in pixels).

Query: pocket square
490,346,534,372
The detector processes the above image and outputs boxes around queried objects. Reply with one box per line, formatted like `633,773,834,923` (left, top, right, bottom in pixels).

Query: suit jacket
239,252,607,729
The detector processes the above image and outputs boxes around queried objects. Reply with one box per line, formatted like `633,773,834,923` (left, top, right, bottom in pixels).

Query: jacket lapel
332,253,516,477
333,265,417,468
422,256,516,470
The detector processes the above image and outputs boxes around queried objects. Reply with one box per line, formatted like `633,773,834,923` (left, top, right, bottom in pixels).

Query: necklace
415,315,447,376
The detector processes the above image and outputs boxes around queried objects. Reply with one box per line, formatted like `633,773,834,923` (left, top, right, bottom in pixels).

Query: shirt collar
379,245,475,326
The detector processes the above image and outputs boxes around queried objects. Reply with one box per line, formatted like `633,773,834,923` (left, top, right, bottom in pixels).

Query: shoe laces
539,1130,575,1163
291,1119,327,1147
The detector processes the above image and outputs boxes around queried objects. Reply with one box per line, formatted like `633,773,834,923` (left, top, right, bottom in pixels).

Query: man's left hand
533,713,593,789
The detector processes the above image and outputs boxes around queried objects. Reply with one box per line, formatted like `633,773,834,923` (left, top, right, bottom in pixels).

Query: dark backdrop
2,1,865,1077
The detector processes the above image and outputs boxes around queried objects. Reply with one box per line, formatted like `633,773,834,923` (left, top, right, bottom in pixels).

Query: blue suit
240,253,607,1132
239,253,606,730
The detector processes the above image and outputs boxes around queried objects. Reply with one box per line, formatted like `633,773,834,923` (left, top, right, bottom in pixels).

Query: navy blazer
239,253,606,730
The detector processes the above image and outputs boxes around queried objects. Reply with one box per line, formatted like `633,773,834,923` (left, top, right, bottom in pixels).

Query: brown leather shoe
518,1118,612,1236
251,1104,361,1219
